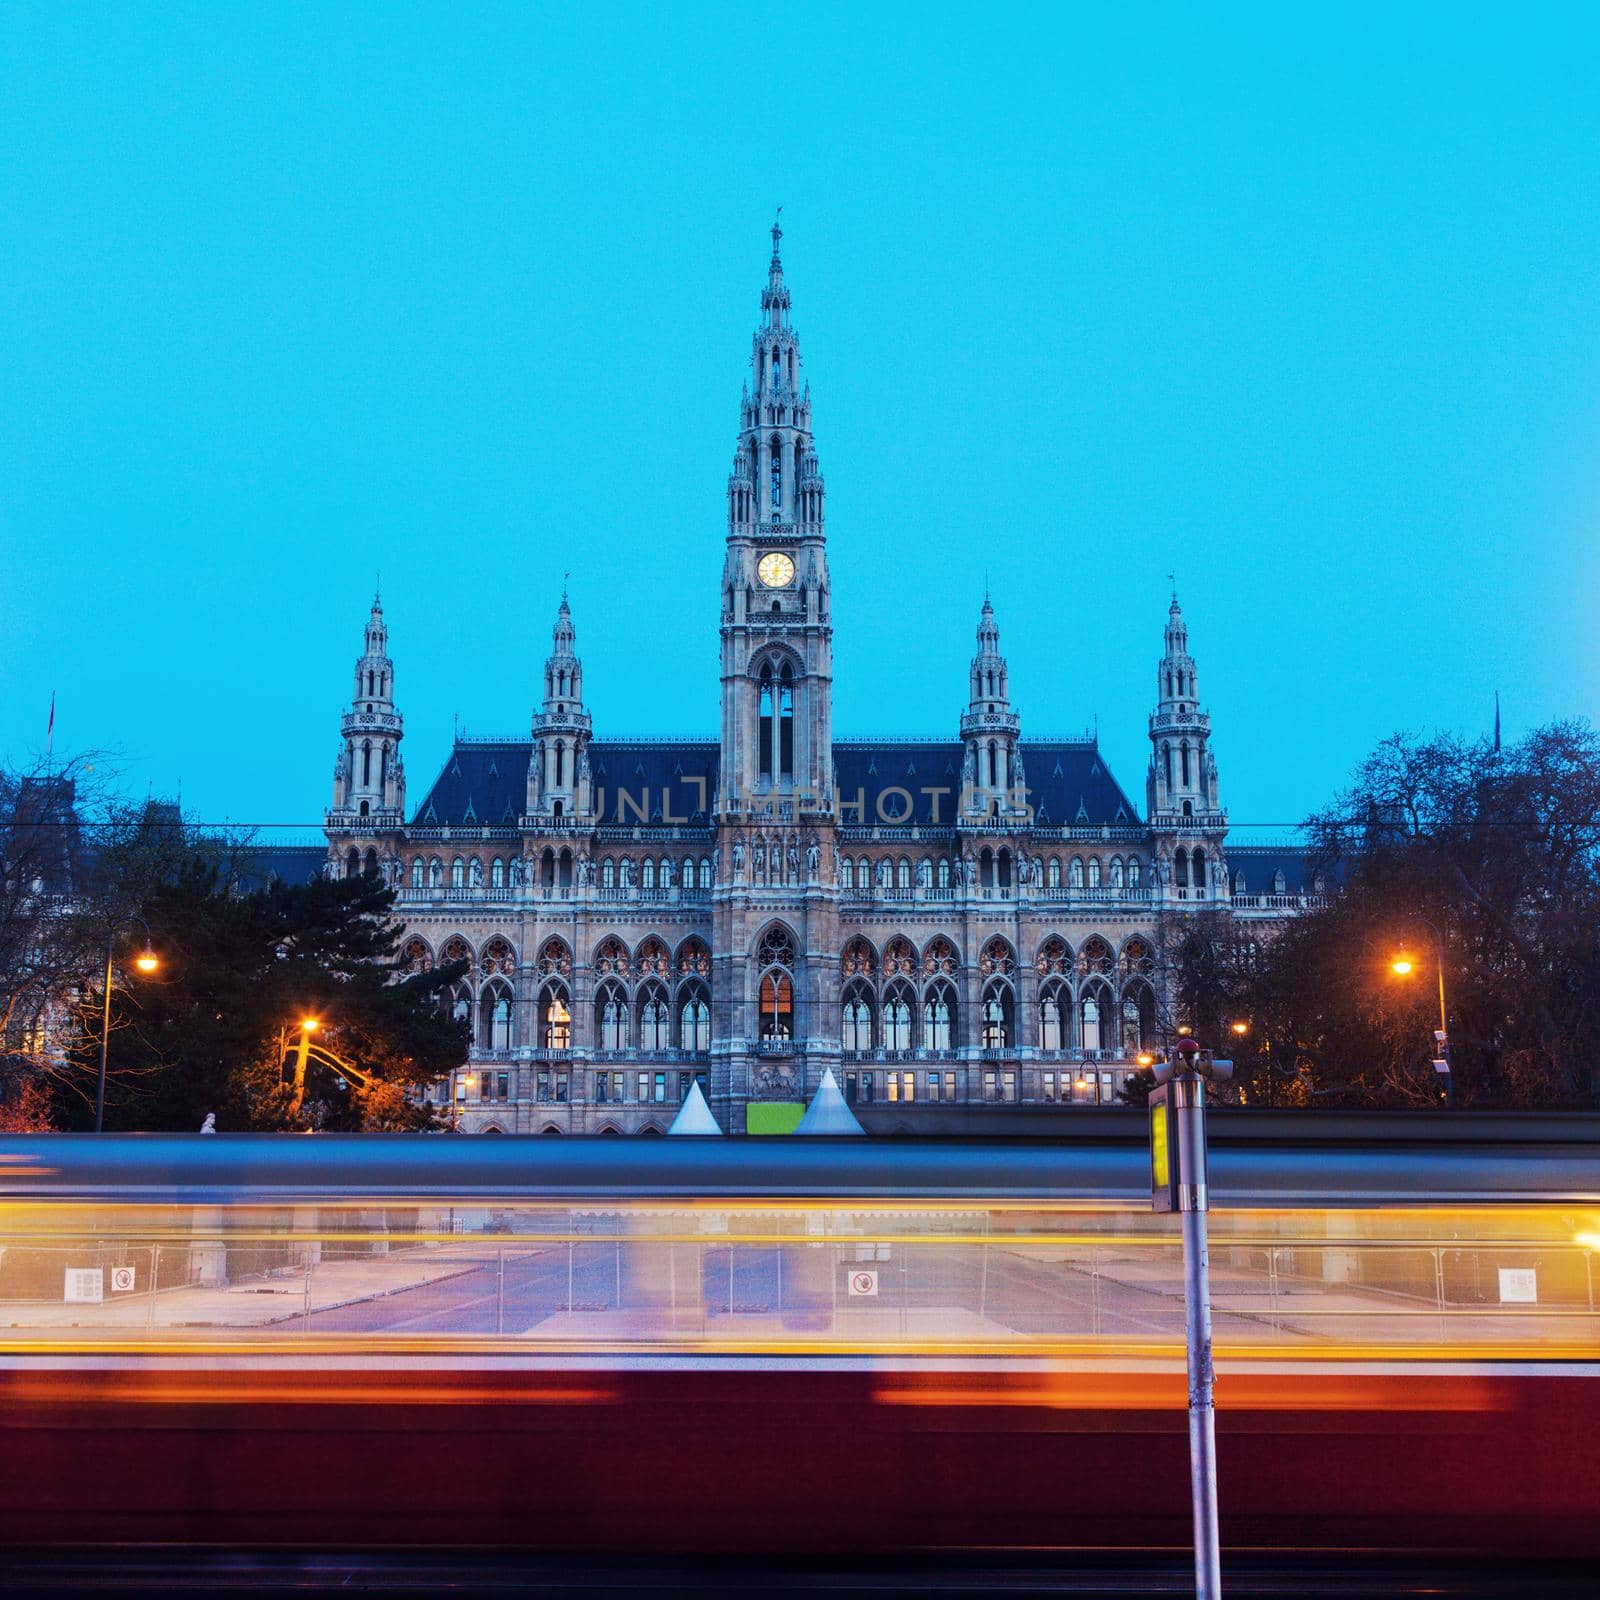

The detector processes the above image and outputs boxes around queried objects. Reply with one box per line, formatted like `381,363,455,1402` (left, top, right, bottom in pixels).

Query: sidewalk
0,1244,501,1331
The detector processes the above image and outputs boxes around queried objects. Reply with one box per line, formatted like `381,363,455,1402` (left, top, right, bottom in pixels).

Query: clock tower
717,218,833,818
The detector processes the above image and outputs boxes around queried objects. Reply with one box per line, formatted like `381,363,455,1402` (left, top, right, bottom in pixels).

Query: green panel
746,1102,805,1136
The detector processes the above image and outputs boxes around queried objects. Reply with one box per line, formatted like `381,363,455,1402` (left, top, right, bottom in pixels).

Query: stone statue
732,840,745,876
469,858,483,888
806,841,820,879
787,844,799,882
662,858,674,889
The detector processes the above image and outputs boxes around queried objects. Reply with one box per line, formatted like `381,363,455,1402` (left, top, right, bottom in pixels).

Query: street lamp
287,1015,376,1118
1389,924,1453,1105
97,916,159,1133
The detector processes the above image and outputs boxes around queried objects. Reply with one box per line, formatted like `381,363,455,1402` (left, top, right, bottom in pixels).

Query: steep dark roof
240,844,328,890
412,740,722,829
1225,844,1335,894
835,740,1140,828
411,736,1140,831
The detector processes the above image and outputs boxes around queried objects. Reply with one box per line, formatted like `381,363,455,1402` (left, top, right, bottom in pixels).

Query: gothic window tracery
536,939,572,980
1036,937,1070,977
540,988,571,1051
921,937,959,978
841,984,873,1052
440,936,473,969
679,988,710,1052
757,926,796,1039
882,937,916,978
676,938,711,977
400,937,433,974
480,939,516,978
979,938,1015,980
840,937,877,979
480,982,514,1051
636,937,670,978
1088,857,1101,890
595,937,630,979
1078,937,1113,977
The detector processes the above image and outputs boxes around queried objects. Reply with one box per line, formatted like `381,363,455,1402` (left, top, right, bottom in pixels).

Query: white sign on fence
1498,1267,1538,1304
847,1269,879,1297
109,1266,137,1293
64,1268,104,1304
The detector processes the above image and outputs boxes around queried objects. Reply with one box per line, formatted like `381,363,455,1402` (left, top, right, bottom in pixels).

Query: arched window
642,857,656,891
987,741,998,787
1192,847,1208,897
1164,743,1174,794
540,988,571,1050
597,984,627,1051
1120,984,1155,1055
451,858,465,889
448,982,471,1027
698,857,712,889
491,857,505,890
778,663,794,778
428,857,442,888
1180,742,1191,787
922,985,955,1052
937,857,952,890
555,741,566,788
758,926,796,1039
1234,869,1247,895
883,987,912,1051
1047,857,1061,890
481,985,513,1051
1040,993,1063,1053
758,663,774,779
841,989,872,1052
1128,857,1142,889
410,858,424,890
638,987,670,1051
1069,857,1084,889
896,857,911,891
1080,994,1101,1052
602,857,615,889
981,993,1010,1049
361,741,372,787
770,441,782,506
679,992,710,1052
1273,869,1287,894
1088,857,1101,890
1174,848,1189,888
841,856,854,891
858,856,872,894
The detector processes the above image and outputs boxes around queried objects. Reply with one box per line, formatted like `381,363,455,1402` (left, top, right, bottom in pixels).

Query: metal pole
1434,932,1454,1108
1175,1073,1222,1600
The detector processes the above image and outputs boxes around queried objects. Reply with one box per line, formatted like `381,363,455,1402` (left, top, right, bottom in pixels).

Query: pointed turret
331,592,405,823
528,591,593,819
1145,591,1226,903
959,595,1023,819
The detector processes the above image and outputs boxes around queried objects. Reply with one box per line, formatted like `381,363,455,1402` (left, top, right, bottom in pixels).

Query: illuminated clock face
757,551,795,588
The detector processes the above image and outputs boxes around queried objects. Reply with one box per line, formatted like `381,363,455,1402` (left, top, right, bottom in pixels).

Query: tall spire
332,594,405,825
529,591,592,818
1146,593,1220,825
960,595,1022,819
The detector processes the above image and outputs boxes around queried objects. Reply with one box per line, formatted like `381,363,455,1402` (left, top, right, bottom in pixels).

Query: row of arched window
401,925,1160,1060
401,854,716,893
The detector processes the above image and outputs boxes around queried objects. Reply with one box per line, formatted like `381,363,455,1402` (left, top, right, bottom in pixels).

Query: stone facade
319,224,1325,1134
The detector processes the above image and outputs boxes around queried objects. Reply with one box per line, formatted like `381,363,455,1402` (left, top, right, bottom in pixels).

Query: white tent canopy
794,1068,866,1136
667,1080,723,1135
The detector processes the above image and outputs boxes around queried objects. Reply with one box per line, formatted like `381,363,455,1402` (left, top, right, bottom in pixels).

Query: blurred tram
0,1114,1597,1562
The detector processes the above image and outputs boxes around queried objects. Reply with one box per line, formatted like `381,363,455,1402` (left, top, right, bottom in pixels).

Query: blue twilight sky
3,4,1597,844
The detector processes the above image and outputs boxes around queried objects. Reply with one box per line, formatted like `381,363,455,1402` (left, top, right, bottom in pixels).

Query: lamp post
96,916,159,1133
1390,921,1453,1106
287,1016,376,1119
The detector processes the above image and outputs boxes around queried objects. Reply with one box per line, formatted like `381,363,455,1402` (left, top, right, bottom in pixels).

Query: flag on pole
46,691,55,758
1493,691,1502,754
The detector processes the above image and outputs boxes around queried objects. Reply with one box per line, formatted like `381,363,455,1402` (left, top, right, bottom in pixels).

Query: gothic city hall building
311,225,1323,1133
